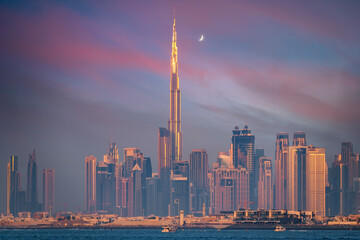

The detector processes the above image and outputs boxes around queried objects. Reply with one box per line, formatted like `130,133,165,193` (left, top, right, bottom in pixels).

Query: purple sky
1,0,359,213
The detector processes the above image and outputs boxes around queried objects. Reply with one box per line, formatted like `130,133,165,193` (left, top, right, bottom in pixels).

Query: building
171,160,189,216
254,149,265,209
129,163,143,217
96,161,116,213
275,133,289,210
171,171,189,216
26,149,39,213
85,155,96,213
157,127,170,216
189,149,209,214
115,176,130,217
217,152,231,168
287,146,307,211
168,16,182,163
230,125,255,208
124,148,143,178
103,142,119,165
258,157,273,210
146,176,161,216
293,131,306,146
42,169,55,215
214,167,249,214
306,146,327,217
7,156,20,215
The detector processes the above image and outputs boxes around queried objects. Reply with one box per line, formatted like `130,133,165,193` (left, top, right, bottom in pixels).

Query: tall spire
169,13,182,162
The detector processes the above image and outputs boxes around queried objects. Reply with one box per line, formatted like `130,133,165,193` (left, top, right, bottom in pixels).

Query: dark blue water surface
0,229,359,240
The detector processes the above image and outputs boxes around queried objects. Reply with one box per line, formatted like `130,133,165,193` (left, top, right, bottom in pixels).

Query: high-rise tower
168,16,182,163
27,149,38,213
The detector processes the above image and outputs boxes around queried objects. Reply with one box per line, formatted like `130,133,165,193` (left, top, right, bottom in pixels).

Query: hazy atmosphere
1,0,359,213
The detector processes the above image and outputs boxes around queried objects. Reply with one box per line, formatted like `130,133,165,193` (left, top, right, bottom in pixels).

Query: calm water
0,229,359,240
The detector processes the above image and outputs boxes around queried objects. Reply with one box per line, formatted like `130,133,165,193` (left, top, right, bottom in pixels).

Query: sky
0,0,359,213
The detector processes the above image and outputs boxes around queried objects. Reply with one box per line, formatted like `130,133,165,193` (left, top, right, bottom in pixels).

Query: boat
162,225,177,232
274,225,286,232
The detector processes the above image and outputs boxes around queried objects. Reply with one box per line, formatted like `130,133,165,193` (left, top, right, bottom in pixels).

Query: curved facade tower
168,16,182,163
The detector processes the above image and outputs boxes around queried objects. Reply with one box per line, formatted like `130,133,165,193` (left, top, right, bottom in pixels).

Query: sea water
0,228,359,240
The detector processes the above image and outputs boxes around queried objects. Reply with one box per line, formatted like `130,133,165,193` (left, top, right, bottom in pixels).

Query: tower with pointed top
168,15,182,163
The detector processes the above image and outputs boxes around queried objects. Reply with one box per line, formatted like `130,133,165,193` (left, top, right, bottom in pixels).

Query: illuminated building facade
7,156,20,216
258,157,273,210
214,167,248,214
168,16,182,163
293,131,306,147
230,125,255,208
306,146,327,217
287,146,307,211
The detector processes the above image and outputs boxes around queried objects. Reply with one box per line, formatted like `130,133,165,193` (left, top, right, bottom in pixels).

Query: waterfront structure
258,157,273,210
7,156,20,215
168,16,182,163
214,167,248,213
293,131,306,146
189,149,209,214
27,149,39,213
42,169,55,215
275,133,289,210
124,148,143,178
230,124,255,208
85,155,97,213
306,146,327,217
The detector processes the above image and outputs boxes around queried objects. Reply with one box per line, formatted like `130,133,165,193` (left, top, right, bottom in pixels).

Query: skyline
1,0,360,213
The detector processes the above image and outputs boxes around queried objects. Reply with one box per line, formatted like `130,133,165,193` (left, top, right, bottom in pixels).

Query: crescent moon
199,34,204,42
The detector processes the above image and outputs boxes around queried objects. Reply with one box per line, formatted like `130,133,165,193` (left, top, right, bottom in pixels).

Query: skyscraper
104,142,119,165
42,169,55,215
157,127,171,216
214,167,249,213
258,157,273,210
27,149,38,213
168,16,182,163
341,142,353,165
96,161,116,213
230,124,255,208
287,146,307,211
124,148,143,178
217,152,231,168
293,131,306,146
7,156,20,216
306,146,327,217
189,149,209,214
275,133,289,210
85,155,96,213
130,163,143,217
